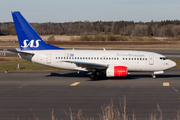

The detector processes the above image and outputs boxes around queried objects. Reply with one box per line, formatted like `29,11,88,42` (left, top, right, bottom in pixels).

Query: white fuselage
19,49,176,72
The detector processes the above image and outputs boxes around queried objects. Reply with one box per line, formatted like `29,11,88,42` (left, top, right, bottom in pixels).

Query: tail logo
21,39,41,48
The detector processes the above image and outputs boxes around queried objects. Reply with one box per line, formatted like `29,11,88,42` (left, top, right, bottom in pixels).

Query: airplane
9,11,176,80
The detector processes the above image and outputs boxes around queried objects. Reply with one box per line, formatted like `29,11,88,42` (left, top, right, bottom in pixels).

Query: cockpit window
160,57,168,60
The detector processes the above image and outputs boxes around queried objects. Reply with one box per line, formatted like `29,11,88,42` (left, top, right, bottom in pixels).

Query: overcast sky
0,0,180,23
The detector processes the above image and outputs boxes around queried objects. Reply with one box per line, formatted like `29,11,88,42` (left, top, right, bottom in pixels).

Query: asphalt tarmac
0,70,180,120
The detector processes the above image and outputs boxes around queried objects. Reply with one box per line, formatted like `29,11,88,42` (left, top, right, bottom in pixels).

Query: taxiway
0,70,180,119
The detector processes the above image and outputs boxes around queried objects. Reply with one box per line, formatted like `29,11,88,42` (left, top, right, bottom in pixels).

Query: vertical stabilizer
12,11,65,51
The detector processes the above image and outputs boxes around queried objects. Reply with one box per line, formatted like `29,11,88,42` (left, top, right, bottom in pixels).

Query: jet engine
106,66,128,77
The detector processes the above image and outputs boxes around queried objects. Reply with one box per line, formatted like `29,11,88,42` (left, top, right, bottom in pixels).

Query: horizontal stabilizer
7,48,34,55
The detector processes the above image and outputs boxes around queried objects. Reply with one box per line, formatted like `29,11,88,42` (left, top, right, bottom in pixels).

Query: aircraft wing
66,61,108,71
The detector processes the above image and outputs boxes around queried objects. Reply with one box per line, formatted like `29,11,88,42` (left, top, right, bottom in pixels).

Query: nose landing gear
152,74,156,79
152,71,164,79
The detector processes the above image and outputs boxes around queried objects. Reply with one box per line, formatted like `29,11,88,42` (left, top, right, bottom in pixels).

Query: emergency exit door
46,53,51,64
149,55,154,65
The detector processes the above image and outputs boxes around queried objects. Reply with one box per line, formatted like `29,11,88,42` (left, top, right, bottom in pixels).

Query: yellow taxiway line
70,82,80,86
163,82,170,86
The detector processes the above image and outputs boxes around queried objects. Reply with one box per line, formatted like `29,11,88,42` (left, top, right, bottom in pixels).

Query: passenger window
123,58,124,60
67,57,68,59
106,58,108,60
61,57,63,59
91,57,93,59
77,57,79,59
134,58,136,60
69,57,71,59
114,58,116,60
132,58,133,60
97,57,99,60
94,57,96,60
109,58,111,60
129,58,130,60
126,58,127,60
80,57,82,59
140,58,141,60
117,58,119,60
100,58,102,60
137,58,139,60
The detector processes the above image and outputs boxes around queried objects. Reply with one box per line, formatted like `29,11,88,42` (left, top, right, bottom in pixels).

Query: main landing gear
90,72,98,80
90,69,98,80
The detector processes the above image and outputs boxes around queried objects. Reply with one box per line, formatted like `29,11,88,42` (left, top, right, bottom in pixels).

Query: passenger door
149,55,154,65
46,53,51,64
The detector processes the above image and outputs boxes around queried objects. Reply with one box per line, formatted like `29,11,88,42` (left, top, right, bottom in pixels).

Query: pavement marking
163,82,170,86
70,82,80,86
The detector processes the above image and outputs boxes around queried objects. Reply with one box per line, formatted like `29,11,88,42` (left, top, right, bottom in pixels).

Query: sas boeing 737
9,11,176,79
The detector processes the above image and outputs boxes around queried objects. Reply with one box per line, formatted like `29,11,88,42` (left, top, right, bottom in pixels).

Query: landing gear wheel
90,74,95,80
152,74,156,79
90,72,98,80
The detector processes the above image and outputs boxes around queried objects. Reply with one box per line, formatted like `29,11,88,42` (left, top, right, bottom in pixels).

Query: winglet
12,11,65,51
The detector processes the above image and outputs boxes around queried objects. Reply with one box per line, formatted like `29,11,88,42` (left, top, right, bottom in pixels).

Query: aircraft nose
170,60,176,68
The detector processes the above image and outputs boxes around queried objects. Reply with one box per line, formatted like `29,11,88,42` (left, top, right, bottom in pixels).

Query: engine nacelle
106,66,128,77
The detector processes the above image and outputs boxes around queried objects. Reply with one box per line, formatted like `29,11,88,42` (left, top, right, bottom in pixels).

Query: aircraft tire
152,74,156,79
90,73,98,80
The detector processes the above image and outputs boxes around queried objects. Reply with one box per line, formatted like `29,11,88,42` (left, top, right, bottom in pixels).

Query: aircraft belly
127,61,150,71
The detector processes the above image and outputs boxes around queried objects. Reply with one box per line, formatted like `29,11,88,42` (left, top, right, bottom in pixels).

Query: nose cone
170,60,176,68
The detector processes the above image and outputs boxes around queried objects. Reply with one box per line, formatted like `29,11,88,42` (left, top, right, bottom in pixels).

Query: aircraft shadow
46,72,90,78
46,72,180,81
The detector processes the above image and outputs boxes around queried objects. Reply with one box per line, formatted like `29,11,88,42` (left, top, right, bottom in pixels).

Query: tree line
1,20,180,37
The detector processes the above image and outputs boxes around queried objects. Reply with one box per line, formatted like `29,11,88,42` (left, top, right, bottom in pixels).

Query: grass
71,35,174,41
0,35,173,42
22,95,180,120
0,57,57,71
1,35,180,50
